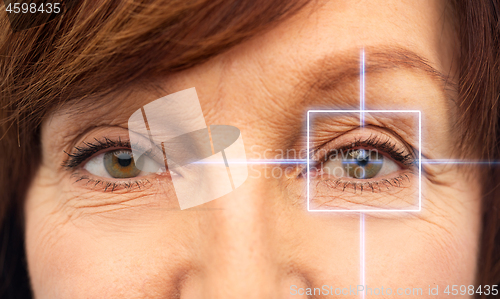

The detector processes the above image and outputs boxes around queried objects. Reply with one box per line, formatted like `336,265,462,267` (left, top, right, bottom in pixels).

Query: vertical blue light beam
360,48,366,299
360,48,365,127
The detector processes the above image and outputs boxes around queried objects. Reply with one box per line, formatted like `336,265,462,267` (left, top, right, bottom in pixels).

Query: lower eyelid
70,171,154,193
70,159,174,193
308,170,418,210
320,172,412,192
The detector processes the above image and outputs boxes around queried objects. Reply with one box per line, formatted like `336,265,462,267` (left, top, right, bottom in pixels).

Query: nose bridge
200,177,279,298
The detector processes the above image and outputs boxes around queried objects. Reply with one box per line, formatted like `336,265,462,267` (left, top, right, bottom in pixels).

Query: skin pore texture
25,0,481,298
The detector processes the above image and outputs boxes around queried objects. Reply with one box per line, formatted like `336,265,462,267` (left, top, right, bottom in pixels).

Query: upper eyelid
62,138,136,170
311,132,416,166
341,138,415,165
309,121,419,154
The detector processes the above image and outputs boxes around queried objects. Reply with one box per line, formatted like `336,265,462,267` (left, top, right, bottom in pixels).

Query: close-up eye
83,149,162,179
321,148,400,179
307,133,416,188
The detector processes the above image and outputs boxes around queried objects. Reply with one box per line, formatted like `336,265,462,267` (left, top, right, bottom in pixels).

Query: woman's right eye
83,149,162,179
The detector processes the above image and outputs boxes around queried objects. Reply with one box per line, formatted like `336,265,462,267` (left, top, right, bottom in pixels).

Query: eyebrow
303,46,455,96
63,46,455,124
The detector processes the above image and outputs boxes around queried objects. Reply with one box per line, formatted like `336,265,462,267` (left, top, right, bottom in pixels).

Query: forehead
156,0,456,129
162,0,455,98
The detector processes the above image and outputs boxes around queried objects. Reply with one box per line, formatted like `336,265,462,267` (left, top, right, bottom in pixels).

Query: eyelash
70,174,152,192
308,134,416,193
63,138,152,192
63,137,130,169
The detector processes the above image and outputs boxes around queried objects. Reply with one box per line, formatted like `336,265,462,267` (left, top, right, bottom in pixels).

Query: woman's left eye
84,149,161,179
320,149,400,179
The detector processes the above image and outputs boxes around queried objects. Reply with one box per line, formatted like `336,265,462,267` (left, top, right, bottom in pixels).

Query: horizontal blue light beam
190,159,500,165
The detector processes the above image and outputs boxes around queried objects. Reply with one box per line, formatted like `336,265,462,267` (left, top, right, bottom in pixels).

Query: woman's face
25,0,481,298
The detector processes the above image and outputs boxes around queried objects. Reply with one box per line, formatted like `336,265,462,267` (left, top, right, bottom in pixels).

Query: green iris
342,149,383,179
104,150,141,178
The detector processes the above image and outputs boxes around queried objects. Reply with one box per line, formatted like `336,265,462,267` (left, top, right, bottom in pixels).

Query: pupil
116,153,132,167
356,159,368,167
354,150,369,166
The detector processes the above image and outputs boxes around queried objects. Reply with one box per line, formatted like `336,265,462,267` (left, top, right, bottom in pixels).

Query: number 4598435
444,285,498,296
5,2,61,14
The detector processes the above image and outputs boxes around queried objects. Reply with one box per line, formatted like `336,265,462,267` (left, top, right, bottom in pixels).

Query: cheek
25,212,190,298
24,171,191,299
364,182,481,295
365,219,479,290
